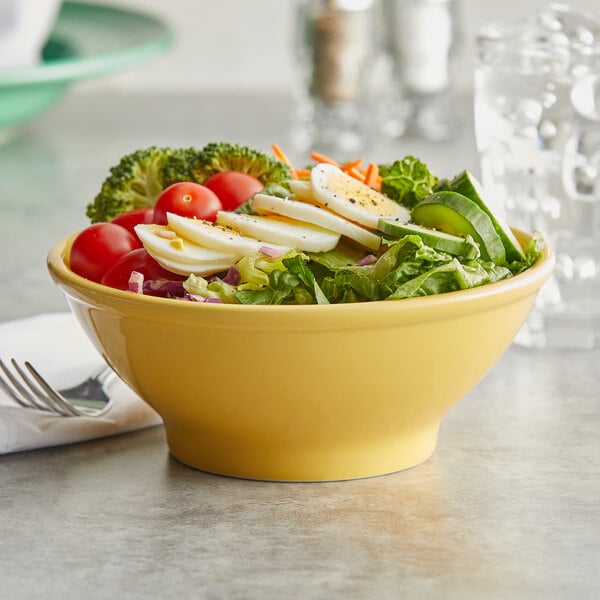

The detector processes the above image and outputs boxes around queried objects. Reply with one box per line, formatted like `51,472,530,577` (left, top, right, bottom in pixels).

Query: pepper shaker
291,0,379,154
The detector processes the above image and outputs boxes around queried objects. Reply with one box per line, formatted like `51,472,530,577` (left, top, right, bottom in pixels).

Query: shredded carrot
365,163,380,189
341,158,364,172
272,143,291,165
346,167,366,182
271,145,381,189
272,143,298,179
309,151,339,166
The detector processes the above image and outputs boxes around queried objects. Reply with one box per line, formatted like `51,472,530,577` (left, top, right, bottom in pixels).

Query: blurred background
80,0,598,95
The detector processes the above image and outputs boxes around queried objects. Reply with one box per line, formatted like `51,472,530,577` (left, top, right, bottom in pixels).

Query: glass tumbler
474,3,600,349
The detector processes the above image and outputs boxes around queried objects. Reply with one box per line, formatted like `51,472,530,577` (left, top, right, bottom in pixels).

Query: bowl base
164,423,440,482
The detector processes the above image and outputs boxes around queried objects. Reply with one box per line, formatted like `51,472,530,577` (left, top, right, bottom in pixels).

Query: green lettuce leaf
183,274,239,303
378,155,438,208
386,258,512,299
181,226,527,305
509,233,545,275
229,251,327,305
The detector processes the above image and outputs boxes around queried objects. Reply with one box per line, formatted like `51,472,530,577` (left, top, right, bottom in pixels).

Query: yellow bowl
47,231,554,481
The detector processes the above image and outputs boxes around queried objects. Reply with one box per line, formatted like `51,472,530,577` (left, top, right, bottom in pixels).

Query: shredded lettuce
183,250,329,305
306,235,513,303
178,231,535,306
183,274,239,303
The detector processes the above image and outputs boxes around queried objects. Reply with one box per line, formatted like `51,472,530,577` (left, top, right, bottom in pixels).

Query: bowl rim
47,229,555,324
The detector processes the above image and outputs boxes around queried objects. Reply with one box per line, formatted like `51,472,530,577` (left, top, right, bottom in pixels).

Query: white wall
82,0,600,93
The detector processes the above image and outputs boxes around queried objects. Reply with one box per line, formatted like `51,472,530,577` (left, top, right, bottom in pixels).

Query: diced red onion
183,293,224,303
259,246,281,259
184,293,203,302
357,254,377,266
143,279,186,297
222,266,241,286
128,271,144,294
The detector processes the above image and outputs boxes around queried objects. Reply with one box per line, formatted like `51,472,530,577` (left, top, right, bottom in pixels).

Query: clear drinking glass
474,3,600,349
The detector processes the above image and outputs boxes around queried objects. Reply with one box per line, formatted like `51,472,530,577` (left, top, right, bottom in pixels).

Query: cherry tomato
153,182,222,225
110,208,155,236
203,171,264,211
101,248,184,291
70,223,141,283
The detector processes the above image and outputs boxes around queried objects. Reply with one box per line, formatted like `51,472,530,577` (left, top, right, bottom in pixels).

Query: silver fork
0,358,114,417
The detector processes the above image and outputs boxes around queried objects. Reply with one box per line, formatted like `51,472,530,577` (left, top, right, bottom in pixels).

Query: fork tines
0,358,80,416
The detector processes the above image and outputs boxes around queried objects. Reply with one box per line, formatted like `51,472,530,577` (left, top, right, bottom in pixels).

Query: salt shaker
291,0,379,154
382,0,462,140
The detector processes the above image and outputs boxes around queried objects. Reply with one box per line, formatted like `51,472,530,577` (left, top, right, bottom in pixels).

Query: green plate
0,1,173,132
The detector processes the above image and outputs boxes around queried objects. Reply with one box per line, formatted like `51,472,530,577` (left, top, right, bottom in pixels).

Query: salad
68,142,544,305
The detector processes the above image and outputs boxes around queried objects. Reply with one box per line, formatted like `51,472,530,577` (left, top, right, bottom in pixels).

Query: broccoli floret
86,147,174,223
194,142,292,186
85,143,292,223
162,147,204,188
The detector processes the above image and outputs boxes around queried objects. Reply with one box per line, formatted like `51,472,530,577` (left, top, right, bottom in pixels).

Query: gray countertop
0,91,598,600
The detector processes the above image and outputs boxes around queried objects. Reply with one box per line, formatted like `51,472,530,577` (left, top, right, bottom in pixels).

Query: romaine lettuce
180,227,541,306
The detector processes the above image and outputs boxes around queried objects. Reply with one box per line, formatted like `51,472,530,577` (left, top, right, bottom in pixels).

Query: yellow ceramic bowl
48,231,554,481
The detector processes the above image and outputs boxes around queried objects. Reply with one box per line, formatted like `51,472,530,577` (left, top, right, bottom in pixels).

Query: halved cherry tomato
203,171,264,211
101,248,185,291
153,182,222,225
70,223,141,283
111,207,155,236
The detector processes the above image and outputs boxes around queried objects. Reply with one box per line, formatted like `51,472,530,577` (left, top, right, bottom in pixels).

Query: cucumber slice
378,219,479,259
411,191,506,264
449,170,526,262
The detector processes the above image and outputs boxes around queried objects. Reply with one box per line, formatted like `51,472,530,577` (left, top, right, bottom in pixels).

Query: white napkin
0,312,162,455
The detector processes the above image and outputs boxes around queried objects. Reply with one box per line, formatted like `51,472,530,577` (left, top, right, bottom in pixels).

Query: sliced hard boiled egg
216,210,340,253
135,224,238,265
145,248,235,276
167,212,292,256
252,193,381,252
310,163,410,229
288,179,314,202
